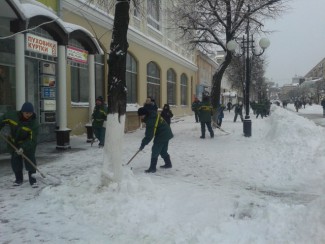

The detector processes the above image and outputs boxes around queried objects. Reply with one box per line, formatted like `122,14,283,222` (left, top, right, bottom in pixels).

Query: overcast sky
264,0,325,86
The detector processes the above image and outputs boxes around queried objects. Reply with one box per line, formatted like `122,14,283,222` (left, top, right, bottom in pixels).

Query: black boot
160,155,172,168
13,171,23,186
28,171,38,187
145,158,157,173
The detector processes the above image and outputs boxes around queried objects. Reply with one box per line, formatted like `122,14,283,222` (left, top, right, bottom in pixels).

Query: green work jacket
92,104,108,128
198,101,213,122
0,111,39,154
140,112,173,149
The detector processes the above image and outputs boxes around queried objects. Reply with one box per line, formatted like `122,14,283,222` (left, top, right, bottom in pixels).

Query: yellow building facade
60,0,197,134
0,0,220,152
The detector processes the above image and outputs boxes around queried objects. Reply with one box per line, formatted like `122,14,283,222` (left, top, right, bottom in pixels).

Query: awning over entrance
4,0,102,54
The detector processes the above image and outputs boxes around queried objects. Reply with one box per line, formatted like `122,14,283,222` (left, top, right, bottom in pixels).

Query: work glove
16,148,24,155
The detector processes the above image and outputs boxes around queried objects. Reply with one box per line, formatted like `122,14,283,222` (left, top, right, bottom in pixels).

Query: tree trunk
101,0,130,186
107,0,130,117
211,53,232,109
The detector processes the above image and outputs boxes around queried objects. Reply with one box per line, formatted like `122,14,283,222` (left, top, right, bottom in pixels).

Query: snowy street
0,103,325,243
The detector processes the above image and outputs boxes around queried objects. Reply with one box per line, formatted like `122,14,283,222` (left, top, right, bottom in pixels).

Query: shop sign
26,33,57,57
41,112,56,123
40,62,56,75
41,87,56,99
41,100,56,111
41,75,56,87
67,46,88,64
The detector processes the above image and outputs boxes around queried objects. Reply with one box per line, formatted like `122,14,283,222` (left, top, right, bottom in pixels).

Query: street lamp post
226,8,270,137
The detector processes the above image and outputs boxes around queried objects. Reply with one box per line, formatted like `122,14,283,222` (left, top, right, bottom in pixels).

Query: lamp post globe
259,38,270,50
226,40,238,52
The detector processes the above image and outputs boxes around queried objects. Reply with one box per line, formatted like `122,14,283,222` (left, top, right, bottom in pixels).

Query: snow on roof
64,22,104,55
301,78,323,87
13,0,63,23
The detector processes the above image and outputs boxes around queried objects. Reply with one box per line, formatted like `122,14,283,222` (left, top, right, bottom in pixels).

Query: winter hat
21,102,34,113
96,96,104,102
138,107,149,116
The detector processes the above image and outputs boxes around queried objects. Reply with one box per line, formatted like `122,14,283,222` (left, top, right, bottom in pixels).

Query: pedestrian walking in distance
216,104,226,127
233,101,244,122
321,98,325,117
191,97,201,123
227,101,233,113
138,107,173,173
0,102,39,188
198,96,214,139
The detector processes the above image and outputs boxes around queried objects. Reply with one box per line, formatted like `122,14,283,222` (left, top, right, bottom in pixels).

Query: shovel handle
0,133,46,178
126,150,141,165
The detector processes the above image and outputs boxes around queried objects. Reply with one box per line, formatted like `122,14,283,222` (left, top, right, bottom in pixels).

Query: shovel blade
31,173,61,186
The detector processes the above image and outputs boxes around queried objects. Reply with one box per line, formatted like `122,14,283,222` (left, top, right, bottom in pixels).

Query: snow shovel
124,149,141,166
215,125,230,134
212,121,230,134
0,133,61,186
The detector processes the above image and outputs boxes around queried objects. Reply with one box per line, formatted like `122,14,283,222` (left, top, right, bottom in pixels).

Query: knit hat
96,96,104,102
138,107,149,116
21,102,34,113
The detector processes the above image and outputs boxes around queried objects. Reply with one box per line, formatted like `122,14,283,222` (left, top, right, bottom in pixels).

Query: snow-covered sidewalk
1,104,325,243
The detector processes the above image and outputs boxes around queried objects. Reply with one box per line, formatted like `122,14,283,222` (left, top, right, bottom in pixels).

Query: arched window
126,52,137,103
147,61,160,108
167,68,176,105
181,73,188,105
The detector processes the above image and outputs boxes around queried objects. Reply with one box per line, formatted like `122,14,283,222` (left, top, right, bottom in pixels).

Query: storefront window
0,65,15,113
71,64,89,103
95,54,104,99
69,39,89,103
25,58,39,113
0,18,16,114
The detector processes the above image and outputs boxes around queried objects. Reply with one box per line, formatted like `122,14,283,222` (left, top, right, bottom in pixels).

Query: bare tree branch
170,0,289,108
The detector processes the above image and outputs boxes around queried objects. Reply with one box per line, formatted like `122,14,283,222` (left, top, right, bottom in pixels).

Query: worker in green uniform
0,102,39,187
92,96,107,147
138,107,174,173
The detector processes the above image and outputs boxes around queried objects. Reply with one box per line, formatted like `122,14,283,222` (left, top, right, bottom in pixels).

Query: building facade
0,0,203,153
0,0,104,152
